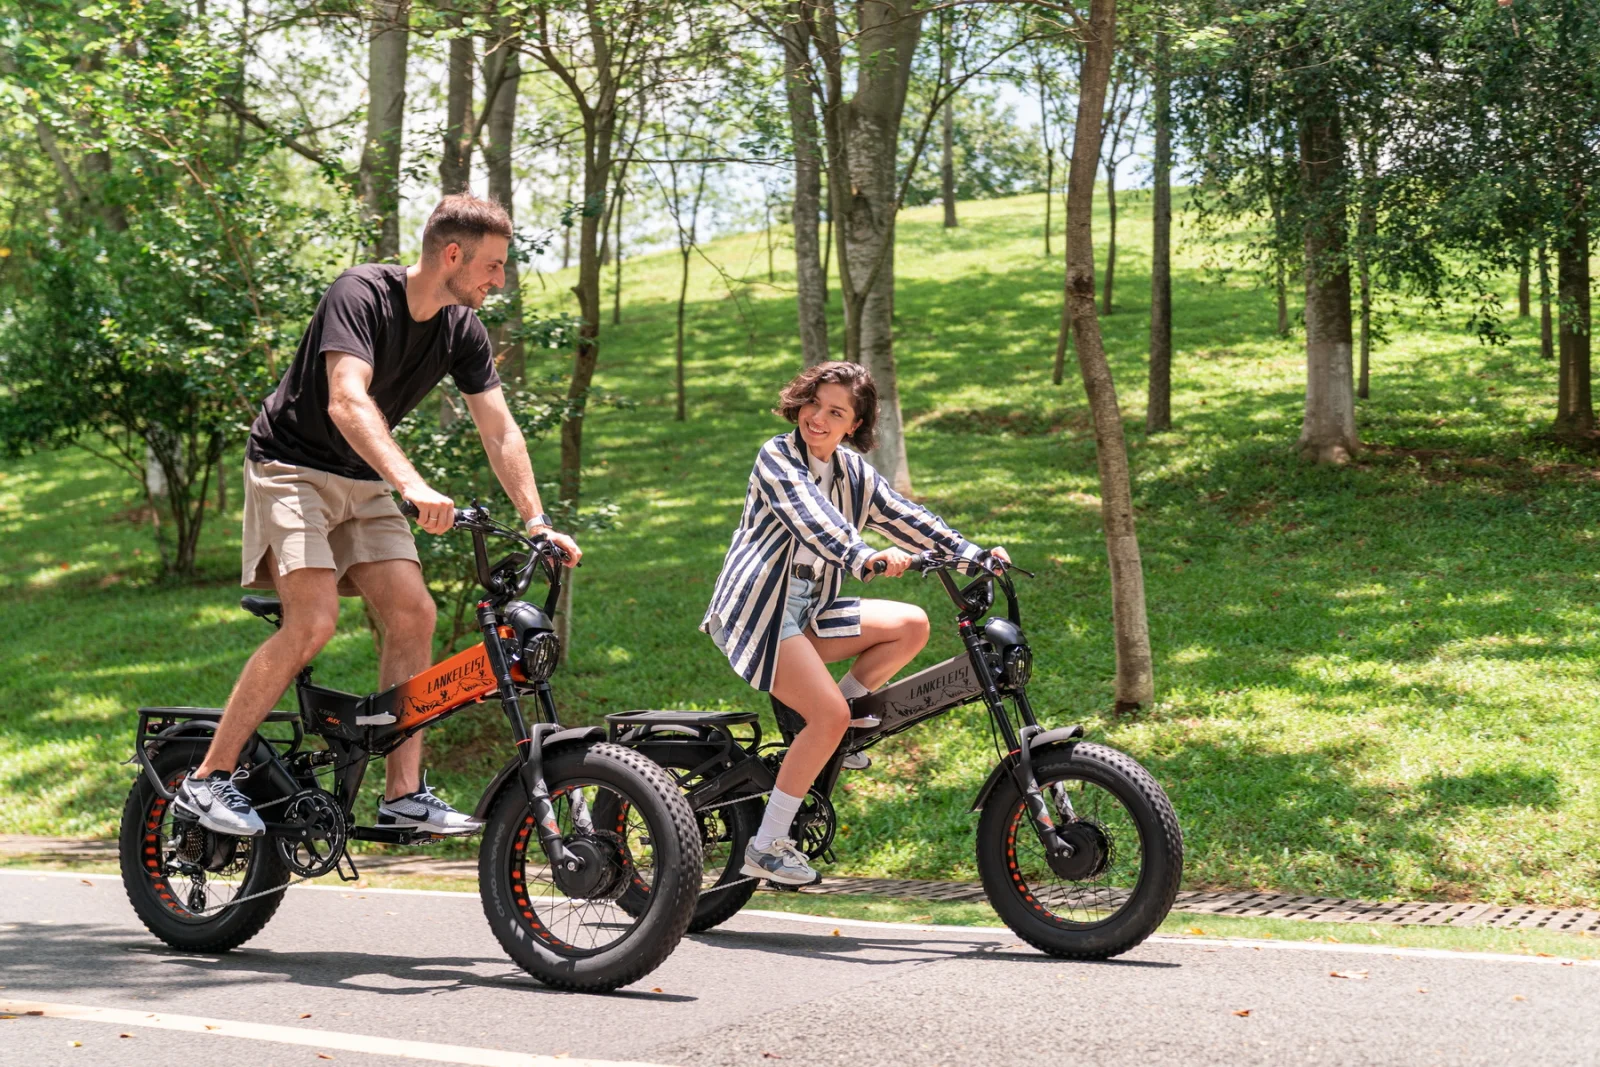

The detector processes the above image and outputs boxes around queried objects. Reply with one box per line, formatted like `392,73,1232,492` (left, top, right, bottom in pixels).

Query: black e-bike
605,552,1183,958
119,504,701,992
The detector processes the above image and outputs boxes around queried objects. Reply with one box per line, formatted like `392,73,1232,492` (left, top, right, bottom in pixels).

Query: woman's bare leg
804,599,930,689
768,634,850,796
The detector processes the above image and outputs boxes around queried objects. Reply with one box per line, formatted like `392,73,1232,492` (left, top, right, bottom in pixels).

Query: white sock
753,787,806,851
838,672,869,701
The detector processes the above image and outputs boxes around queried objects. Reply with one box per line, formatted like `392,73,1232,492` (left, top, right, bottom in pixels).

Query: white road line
0,999,676,1067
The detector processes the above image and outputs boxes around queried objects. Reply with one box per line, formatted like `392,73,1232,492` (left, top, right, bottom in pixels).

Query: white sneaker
742,836,818,886
173,770,266,837
377,776,482,836
841,751,871,770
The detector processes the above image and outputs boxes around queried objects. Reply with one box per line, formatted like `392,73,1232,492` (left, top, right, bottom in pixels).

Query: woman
702,361,1010,885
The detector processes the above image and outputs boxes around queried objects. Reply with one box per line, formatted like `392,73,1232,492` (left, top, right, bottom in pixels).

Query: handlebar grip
399,499,470,526
872,558,888,575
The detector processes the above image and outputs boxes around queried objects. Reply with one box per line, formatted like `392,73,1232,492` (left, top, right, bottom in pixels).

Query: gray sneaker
377,776,482,836
742,836,818,886
841,751,872,770
173,770,266,837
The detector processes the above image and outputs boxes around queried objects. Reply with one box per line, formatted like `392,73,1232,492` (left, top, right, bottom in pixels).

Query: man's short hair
422,194,513,264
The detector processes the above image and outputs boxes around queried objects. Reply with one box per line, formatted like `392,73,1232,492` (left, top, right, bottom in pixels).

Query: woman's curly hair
774,361,879,453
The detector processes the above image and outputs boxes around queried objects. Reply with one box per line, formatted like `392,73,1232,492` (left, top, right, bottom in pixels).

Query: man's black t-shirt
247,263,500,480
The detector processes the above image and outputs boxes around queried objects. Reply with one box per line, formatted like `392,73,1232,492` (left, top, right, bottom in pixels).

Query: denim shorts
710,576,818,653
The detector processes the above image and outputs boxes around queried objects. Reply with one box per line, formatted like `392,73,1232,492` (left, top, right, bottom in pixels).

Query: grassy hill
3,191,1596,906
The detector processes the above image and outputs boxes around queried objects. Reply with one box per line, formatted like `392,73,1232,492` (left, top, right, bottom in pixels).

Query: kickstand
336,850,361,883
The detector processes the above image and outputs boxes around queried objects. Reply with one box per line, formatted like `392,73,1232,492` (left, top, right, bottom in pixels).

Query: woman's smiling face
797,382,862,458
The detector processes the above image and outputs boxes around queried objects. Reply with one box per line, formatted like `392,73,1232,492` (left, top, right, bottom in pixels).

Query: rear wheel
594,747,762,933
479,742,701,992
119,740,291,953
976,741,1182,959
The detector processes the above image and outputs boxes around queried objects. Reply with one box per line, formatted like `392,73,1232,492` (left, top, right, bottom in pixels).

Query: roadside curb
8,834,1598,935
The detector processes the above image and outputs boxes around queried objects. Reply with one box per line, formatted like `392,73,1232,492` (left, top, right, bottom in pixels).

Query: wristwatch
525,512,554,535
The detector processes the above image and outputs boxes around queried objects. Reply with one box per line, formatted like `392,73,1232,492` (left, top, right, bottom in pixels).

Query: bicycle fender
471,725,606,822
968,725,1086,813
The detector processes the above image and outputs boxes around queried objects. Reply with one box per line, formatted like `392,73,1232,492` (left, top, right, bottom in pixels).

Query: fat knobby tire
976,741,1183,959
479,741,702,992
119,740,291,953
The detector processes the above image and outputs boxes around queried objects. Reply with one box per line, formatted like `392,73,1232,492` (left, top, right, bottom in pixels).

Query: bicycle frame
133,504,592,874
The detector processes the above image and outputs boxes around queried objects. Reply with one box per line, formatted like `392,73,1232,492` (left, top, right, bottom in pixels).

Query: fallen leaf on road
119,1033,133,1039
651,987,663,993
1185,926,1205,935
831,929,840,937
25,1011,43,1017
1232,1009,1251,1017
204,1024,220,1031
1417,988,1429,994
761,1053,783,1060
1536,953,1553,958
68,1041,81,1047
317,1055,335,1061
80,879,93,886
1512,995,1526,1001
1329,970,1368,980
299,1013,312,1019
1562,962,1575,967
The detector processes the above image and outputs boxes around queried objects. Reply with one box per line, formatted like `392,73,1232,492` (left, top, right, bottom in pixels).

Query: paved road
3,869,1598,1067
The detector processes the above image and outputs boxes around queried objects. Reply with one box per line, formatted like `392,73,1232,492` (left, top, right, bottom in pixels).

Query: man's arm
326,352,456,534
462,386,583,566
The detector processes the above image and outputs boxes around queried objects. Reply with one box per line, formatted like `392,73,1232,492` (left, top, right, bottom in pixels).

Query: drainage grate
802,878,1600,934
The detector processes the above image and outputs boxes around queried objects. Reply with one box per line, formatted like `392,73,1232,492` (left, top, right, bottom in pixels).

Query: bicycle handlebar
399,499,571,564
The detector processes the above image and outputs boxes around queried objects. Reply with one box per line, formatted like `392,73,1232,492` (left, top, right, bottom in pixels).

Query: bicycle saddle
240,595,282,620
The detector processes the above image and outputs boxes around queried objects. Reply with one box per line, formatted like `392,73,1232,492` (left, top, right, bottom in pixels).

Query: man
175,194,580,838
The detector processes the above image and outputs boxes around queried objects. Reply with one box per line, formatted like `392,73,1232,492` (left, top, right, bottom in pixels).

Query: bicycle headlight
520,631,562,682
1003,645,1033,689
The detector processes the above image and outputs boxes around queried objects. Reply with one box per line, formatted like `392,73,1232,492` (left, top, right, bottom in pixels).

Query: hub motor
550,831,629,900
1046,819,1112,881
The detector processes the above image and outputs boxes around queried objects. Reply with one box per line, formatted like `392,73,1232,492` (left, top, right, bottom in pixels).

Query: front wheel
479,742,702,992
976,741,1182,959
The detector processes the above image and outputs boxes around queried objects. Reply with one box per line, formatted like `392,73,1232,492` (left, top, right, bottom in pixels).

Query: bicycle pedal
355,712,396,726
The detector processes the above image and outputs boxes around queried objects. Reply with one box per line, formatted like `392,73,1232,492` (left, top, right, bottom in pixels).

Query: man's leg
346,558,436,799
197,555,340,777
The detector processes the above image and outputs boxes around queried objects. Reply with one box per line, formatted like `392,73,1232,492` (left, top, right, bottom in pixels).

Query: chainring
791,789,837,861
274,788,349,878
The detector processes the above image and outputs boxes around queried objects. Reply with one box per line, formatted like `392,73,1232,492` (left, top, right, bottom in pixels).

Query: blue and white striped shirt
701,428,985,691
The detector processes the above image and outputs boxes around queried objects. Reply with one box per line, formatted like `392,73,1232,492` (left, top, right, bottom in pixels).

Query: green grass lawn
2,190,1596,907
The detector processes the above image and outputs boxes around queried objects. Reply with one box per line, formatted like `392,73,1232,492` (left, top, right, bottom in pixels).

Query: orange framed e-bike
118,504,701,993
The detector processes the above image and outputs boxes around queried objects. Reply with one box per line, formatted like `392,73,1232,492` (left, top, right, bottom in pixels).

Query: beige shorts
241,458,419,597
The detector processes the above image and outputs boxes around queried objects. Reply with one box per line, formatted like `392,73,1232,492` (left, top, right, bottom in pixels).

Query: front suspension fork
478,606,583,873
963,620,1076,861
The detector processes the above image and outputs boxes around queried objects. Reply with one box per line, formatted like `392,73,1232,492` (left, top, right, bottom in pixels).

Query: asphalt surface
3,868,1598,1067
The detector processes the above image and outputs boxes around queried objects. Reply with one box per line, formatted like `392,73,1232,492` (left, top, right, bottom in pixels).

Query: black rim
506,780,664,957
1001,773,1146,929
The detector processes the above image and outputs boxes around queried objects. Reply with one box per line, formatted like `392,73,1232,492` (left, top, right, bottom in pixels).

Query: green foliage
899,88,1049,207
395,372,629,651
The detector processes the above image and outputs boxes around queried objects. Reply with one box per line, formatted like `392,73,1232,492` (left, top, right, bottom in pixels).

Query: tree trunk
440,27,473,195
1101,165,1116,315
1295,106,1358,464
483,38,522,381
1269,183,1289,336
1038,59,1053,257
1554,189,1594,440
1356,136,1375,401
839,0,922,494
359,0,409,261
1539,242,1553,361
940,32,957,229
1146,27,1172,435
783,13,830,367
612,185,624,324
676,247,690,421
1065,0,1151,712
1518,248,1531,318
